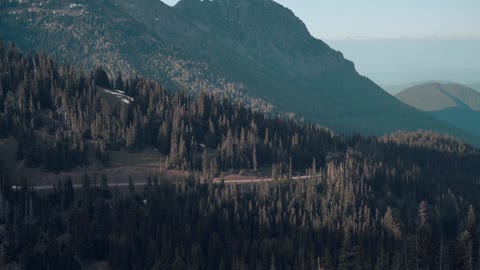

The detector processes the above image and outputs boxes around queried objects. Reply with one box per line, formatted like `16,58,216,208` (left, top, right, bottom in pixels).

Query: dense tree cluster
0,161,479,269
1,43,480,269
381,130,473,154
0,0,276,114
0,41,338,173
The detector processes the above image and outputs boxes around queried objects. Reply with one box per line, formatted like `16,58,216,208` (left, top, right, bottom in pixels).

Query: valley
0,1,479,269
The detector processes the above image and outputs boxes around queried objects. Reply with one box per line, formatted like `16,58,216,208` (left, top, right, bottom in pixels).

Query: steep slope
1,0,478,144
396,83,480,135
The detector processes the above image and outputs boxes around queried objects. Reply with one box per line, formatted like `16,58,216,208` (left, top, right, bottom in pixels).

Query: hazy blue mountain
396,82,480,135
384,80,455,95
1,0,478,144
469,83,480,92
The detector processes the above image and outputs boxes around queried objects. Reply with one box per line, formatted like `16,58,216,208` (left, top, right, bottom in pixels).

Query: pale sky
161,0,480,40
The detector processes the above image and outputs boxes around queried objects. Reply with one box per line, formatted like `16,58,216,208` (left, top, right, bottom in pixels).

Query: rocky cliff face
1,0,478,143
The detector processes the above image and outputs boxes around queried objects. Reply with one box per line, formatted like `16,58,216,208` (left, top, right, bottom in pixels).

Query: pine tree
382,207,401,240
271,163,278,181
128,176,135,197
115,72,124,91
169,132,179,168
288,157,293,181
252,144,258,171
339,229,356,270
458,205,479,270
416,201,432,270
202,150,209,181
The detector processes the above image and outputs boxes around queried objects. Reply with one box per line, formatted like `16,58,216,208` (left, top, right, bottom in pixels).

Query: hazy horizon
327,37,480,91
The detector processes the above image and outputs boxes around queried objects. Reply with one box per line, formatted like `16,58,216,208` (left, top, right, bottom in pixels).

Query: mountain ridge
396,82,480,111
1,0,479,144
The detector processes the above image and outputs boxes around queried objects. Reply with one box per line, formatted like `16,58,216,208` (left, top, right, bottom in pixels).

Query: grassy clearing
108,148,163,167
1,136,273,186
0,137,171,186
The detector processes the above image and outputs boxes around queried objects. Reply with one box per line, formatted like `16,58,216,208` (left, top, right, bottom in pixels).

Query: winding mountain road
28,174,318,191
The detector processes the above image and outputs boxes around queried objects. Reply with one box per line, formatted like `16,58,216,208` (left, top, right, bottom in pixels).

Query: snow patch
69,3,84,9
102,88,134,104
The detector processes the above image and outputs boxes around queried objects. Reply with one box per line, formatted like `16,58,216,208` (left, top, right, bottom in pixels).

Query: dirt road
29,174,317,191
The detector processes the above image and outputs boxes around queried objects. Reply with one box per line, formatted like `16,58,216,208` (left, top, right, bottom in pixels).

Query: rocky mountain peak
174,0,309,35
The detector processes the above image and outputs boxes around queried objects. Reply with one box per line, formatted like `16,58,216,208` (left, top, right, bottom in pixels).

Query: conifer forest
0,43,479,270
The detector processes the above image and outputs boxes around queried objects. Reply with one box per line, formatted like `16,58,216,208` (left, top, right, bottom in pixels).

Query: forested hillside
1,0,477,142
0,43,480,269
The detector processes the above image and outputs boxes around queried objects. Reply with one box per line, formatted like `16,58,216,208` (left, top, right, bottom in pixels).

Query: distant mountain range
383,80,456,95
396,82,480,136
1,0,478,144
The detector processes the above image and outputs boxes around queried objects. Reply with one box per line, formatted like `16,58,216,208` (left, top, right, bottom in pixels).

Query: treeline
1,41,476,177
1,0,276,114
0,41,341,174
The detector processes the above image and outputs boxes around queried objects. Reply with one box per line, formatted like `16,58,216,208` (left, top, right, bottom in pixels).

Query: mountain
1,0,478,143
2,44,480,270
469,83,480,92
383,80,455,95
396,82,480,135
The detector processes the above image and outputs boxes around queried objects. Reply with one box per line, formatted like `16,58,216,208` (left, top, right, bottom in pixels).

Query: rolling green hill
383,80,455,95
1,0,478,144
396,83,480,136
